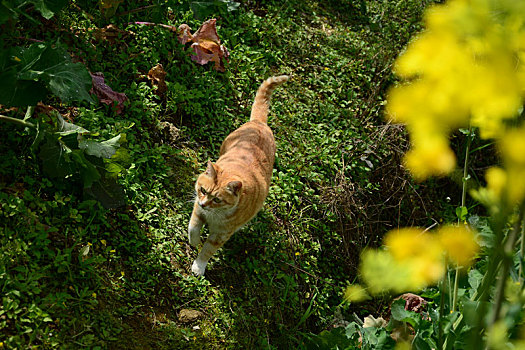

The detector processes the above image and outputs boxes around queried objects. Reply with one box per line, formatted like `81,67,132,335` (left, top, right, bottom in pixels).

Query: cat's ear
205,161,217,179
226,181,242,196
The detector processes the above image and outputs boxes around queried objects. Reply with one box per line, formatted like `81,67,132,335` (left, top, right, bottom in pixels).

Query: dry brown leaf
177,19,229,72
396,293,428,314
93,24,131,44
147,64,168,96
177,24,193,45
90,72,128,115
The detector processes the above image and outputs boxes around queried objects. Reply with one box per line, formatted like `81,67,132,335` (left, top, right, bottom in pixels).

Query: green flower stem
438,263,447,349
452,126,473,313
452,265,460,312
490,206,524,326
518,219,525,289
0,114,36,128
459,127,473,224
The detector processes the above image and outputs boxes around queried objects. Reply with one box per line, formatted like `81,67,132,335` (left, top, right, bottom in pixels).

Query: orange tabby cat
188,75,289,276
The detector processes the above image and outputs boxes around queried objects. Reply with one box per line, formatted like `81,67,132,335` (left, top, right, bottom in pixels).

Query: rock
178,309,203,323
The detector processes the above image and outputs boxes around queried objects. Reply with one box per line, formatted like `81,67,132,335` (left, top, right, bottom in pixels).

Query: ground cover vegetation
1,0,515,348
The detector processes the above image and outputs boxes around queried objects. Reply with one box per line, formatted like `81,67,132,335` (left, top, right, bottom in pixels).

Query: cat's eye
200,187,207,195
213,197,221,203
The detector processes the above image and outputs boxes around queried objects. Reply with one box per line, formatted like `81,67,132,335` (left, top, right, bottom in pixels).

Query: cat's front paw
188,226,202,247
191,259,207,276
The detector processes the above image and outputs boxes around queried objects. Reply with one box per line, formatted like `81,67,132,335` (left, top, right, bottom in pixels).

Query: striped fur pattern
188,75,289,276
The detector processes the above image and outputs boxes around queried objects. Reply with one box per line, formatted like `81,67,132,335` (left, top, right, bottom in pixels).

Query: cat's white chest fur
199,206,235,231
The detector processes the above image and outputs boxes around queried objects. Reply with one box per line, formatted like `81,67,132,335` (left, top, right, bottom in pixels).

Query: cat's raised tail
250,75,289,124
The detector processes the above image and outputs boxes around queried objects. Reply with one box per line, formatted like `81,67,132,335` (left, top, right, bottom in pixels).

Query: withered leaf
93,24,131,44
90,72,128,115
189,19,229,72
147,64,167,96
177,24,193,45
176,19,229,72
133,19,229,72
397,293,427,313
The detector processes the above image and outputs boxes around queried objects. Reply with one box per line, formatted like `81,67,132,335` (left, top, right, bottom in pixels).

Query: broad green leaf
468,269,483,297
38,136,73,178
303,327,354,350
13,44,94,104
30,120,46,151
71,150,101,188
45,62,94,103
54,111,89,135
110,147,131,165
79,134,121,159
390,298,419,327
31,0,68,19
462,300,490,326
105,162,125,176
0,67,47,106
84,176,126,209
361,327,396,349
190,0,239,20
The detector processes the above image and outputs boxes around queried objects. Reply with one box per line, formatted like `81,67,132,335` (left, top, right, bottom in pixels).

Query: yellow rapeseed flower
385,228,445,288
344,284,370,303
485,167,507,201
500,127,525,167
487,321,510,350
386,0,525,180
437,225,479,267
384,228,429,261
360,249,414,294
360,243,444,295
404,138,456,181
489,127,525,206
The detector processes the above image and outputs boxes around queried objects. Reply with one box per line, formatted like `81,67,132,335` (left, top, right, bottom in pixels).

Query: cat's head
195,161,242,210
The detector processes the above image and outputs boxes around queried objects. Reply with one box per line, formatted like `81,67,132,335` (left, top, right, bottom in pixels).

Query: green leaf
105,162,125,176
38,136,74,178
31,0,68,19
14,44,94,104
45,61,94,103
467,269,483,298
79,134,121,159
462,300,489,326
71,150,101,188
190,0,239,19
455,206,468,221
84,176,126,209
390,298,419,327
361,327,396,349
0,58,47,106
55,110,89,135
302,327,353,349
30,120,46,152
110,147,131,165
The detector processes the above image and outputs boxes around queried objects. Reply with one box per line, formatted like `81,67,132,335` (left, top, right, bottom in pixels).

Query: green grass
0,0,452,348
